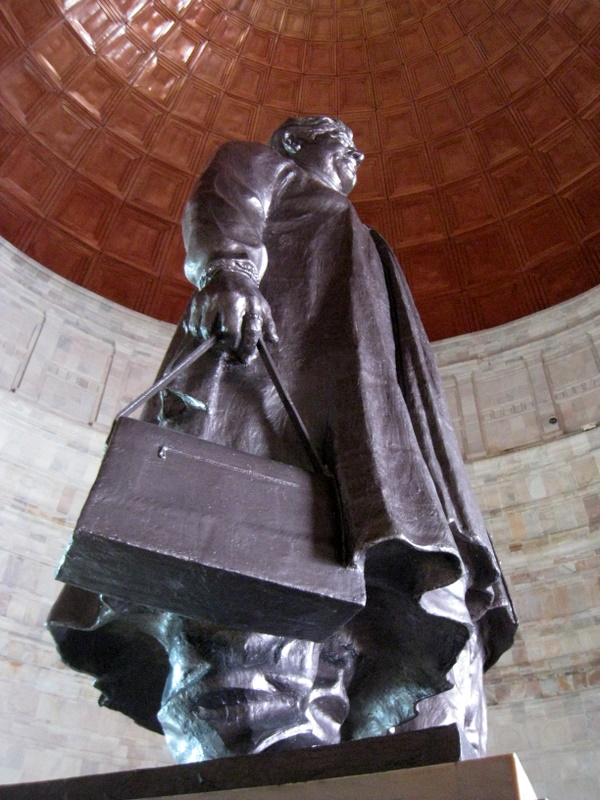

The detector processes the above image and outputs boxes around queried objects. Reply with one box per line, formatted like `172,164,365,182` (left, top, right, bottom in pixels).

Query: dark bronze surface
0,725,468,800
49,116,517,763
57,415,365,640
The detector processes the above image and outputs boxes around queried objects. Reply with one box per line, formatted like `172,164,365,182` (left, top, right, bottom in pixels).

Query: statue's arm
182,142,288,362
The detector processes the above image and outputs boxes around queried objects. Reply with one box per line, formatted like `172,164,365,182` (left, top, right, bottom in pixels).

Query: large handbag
56,336,366,642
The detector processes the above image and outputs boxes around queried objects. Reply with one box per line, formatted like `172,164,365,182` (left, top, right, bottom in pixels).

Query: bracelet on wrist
198,258,259,290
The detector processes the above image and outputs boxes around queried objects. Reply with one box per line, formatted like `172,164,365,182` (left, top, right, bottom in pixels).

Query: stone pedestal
205,754,540,800
0,725,543,800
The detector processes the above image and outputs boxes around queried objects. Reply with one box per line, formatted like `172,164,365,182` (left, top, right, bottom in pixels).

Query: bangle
199,258,259,289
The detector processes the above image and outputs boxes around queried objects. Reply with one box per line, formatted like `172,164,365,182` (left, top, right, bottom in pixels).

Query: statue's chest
265,173,352,245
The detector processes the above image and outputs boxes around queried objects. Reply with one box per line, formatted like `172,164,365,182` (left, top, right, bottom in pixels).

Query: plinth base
0,725,543,800
204,753,541,800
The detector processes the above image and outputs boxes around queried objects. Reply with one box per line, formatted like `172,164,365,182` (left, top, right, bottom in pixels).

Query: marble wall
0,236,598,799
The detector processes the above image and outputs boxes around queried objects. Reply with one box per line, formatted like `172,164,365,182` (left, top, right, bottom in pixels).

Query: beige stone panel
0,294,44,392
15,321,115,425
543,340,600,431
473,360,543,454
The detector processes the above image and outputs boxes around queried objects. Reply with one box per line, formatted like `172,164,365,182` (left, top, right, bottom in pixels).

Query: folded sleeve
182,141,292,288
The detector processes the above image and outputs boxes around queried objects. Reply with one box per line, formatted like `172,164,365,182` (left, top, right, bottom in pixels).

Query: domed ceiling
0,0,599,340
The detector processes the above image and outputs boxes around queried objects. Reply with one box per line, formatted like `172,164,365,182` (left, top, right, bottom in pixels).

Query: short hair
269,116,353,158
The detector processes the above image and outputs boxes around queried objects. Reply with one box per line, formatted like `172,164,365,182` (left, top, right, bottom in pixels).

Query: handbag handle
114,335,328,476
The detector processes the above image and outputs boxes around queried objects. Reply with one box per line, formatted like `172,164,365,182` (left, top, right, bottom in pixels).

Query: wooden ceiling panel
400,240,461,299
130,4,176,47
523,18,578,75
0,56,57,126
438,37,484,82
211,13,249,51
280,8,310,39
500,0,546,41
78,130,143,197
158,25,206,70
102,206,171,272
488,154,552,215
30,97,98,164
241,28,276,64
440,175,500,236
470,277,538,331
99,31,152,81
506,198,578,268
390,190,446,247
428,130,481,185
0,193,40,248
492,47,544,102
3,0,57,42
350,153,386,201
66,60,126,120
30,21,90,87
536,122,600,190
472,108,528,168
170,79,219,126
0,0,598,339
416,293,474,341
146,278,193,324
527,248,600,310
272,36,305,71
84,255,156,312
337,40,369,74
396,24,433,62
0,136,69,212
149,116,205,172
553,51,600,115
127,158,191,221
423,8,463,50
338,74,374,113
49,176,119,248
212,94,257,139
366,33,400,71
450,0,491,34
65,1,120,52
471,17,515,63
512,82,572,143
379,104,422,148
561,169,600,238
453,223,521,287
28,223,97,285
383,144,433,196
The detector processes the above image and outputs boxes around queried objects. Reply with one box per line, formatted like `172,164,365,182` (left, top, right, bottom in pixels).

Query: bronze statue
49,116,517,762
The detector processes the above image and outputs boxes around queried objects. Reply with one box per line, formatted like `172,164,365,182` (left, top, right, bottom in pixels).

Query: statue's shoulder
209,140,290,171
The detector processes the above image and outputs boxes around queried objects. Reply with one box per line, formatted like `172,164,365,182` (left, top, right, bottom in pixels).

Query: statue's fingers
199,301,219,341
187,295,202,337
262,305,279,344
219,300,244,349
239,312,262,363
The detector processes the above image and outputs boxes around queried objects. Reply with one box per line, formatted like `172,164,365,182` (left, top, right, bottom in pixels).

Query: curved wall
0,235,599,798
1,0,599,340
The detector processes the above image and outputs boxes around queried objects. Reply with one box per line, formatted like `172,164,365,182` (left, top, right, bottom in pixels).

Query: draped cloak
48,141,517,737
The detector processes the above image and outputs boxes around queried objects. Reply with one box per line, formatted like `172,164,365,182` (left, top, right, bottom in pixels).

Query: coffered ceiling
0,0,599,339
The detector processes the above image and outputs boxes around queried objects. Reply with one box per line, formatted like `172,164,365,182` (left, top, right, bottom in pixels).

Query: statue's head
269,116,364,196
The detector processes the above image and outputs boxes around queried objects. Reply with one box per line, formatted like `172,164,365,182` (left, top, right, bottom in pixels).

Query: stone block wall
0,236,598,799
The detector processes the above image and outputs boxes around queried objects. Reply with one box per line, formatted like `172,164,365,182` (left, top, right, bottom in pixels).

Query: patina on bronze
49,116,517,763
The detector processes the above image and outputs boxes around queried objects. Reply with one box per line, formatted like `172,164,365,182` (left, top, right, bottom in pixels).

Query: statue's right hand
189,271,278,363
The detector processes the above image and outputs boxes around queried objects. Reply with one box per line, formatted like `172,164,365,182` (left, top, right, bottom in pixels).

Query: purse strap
114,335,328,476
